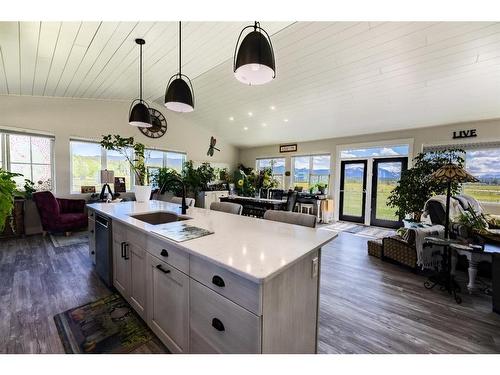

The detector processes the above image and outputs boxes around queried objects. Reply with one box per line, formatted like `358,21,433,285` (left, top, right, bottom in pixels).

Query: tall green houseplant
100,134,147,185
0,169,21,231
387,149,465,221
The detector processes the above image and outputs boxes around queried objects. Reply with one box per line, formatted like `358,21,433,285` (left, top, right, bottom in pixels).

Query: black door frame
339,159,368,223
370,157,408,228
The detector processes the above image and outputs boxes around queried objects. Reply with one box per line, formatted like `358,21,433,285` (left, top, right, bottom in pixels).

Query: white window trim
291,154,332,192
334,138,413,223
1,131,55,191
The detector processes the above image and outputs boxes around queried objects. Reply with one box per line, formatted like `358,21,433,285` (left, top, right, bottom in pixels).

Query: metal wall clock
139,108,167,138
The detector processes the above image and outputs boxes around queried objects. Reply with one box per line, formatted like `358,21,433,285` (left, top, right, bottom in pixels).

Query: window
70,141,102,194
462,147,500,204
69,141,188,193
256,157,285,188
0,132,54,189
145,149,186,172
106,149,133,192
341,145,409,159
292,154,331,191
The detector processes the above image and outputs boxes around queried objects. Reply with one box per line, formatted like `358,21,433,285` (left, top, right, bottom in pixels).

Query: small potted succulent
100,135,150,202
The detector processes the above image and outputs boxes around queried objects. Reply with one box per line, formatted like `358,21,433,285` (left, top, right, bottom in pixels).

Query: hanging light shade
233,21,276,85
165,22,195,112
129,38,152,128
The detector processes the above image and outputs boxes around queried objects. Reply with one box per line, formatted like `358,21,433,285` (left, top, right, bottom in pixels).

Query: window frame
69,140,187,194
255,157,286,188
291,153,331,192
1,131,55,191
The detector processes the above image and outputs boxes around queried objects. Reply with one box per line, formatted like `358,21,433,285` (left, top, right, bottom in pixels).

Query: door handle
211,318,225,332
156,264,171,274
120,242,126,258
124,243,130,260
212,275,225,287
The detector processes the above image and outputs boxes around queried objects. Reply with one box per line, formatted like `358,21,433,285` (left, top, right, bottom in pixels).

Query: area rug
54,293,164,354
321,221,395,239
50,231,88,248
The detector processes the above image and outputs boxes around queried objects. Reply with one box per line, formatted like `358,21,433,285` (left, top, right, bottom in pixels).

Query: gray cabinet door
112,237,129,297
128,243,147,319
147,255,189,353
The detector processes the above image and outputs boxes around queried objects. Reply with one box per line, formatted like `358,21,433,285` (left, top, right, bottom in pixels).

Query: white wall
0,95,239,196
240,118,500,215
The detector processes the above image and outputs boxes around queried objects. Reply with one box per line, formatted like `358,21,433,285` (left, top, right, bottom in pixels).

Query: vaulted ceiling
2,21,500,147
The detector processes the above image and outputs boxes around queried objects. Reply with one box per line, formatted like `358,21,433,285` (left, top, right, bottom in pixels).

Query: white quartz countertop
87,200,337,283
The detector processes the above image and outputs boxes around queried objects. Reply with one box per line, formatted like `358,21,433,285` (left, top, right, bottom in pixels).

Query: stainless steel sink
129,212,190,225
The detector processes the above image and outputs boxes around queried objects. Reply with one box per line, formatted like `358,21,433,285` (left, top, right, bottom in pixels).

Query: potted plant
387,148,465,222
0,169,22,235
100,135,150,202
316,182,327,194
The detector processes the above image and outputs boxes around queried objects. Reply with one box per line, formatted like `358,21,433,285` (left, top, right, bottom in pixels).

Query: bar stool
300,203,315,215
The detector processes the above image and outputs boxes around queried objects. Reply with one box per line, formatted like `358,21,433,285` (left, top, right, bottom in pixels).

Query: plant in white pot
100,135,150,202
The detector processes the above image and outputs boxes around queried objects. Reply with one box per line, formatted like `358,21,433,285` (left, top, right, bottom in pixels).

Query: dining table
220,195,287,217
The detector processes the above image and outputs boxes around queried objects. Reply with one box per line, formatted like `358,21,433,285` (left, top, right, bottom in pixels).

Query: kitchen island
87,200,337,354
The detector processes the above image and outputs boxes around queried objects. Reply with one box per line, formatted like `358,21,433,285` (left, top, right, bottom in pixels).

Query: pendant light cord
179,21,182,76
139,42,143,101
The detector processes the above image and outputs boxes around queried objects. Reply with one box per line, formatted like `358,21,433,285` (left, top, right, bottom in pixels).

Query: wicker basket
367,239,383,258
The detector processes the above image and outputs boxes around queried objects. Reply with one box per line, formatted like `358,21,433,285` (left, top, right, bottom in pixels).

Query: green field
462,184,500,204
342,181,500,222
343,180,398,221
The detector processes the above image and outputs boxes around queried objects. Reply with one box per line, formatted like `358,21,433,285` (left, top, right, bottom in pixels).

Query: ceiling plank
32,22,61,96
0,22,20,95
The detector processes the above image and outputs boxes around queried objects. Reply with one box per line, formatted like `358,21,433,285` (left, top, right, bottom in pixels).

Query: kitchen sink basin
129,212,190,225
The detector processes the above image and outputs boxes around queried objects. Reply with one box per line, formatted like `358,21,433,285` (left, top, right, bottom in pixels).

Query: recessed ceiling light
243,126,248,131
248,111,253,117
283,118,289,122
229,116,234,121
270,105,276,110
261,123,267,127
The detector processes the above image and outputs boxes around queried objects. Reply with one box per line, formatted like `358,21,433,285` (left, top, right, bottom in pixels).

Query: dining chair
263,210,317,228
170,196,195,207
210,202,243,215
285,191,298,212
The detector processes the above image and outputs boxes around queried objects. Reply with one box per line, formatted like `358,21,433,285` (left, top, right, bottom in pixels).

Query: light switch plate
312,257,319,278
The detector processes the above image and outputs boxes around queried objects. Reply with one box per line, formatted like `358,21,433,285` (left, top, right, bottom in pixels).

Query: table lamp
429,163,478,239
100,169,115,200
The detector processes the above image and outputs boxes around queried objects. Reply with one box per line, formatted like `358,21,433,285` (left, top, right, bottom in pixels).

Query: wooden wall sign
280,143,297,153
453,129,477,139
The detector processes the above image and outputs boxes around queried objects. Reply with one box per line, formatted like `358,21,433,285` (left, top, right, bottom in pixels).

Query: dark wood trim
339,159,367,223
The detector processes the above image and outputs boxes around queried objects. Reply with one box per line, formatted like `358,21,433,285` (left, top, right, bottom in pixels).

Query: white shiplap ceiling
1,21,500,147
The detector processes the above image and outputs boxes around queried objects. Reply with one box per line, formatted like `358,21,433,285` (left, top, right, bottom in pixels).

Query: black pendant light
129,38,152,128
164,22,195,113
233,21,276,85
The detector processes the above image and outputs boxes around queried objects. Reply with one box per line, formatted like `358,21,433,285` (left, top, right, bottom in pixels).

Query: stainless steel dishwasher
95,214,113,287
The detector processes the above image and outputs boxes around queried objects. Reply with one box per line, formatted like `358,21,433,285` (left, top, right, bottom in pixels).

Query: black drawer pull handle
120,242,126,258
90,229,94,234
91,251,95,255
212,275,225,287
124,243,130,260
212,318,225,332
160,249,169,257
156,264,171,274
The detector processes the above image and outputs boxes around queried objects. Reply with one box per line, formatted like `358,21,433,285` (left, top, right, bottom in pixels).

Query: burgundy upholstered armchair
33,191,87,235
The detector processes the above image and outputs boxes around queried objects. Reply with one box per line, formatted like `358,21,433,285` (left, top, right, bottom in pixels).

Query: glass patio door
370,157,408,228
339,160,367,223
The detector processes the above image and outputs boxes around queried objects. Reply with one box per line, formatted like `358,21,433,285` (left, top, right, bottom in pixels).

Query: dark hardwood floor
1,232,499,354
318,232,500,353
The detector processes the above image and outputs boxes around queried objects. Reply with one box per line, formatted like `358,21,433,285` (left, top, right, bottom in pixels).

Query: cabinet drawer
147,236,189,274
190,279,261,354
190,256,261,315
112,221,146,249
